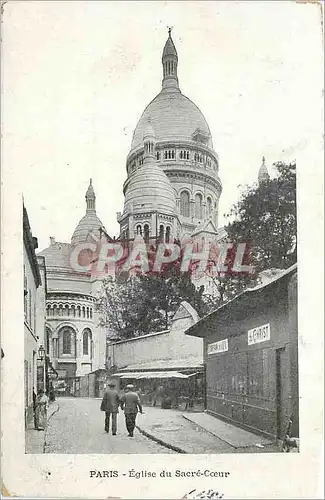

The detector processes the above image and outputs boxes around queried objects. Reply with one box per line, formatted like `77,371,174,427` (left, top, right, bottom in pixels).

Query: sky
2,0,323,251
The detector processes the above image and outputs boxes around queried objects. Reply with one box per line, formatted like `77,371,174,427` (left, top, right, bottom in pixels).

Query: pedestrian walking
120,384,143,437
100,382,120,435
34,389,49,431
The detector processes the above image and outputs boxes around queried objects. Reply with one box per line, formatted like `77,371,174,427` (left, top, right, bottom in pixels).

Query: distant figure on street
120,384,143,437
100,382,120,435
35,389,49,431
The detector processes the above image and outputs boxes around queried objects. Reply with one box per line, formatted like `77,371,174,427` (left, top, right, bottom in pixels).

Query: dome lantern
161,28,179,93
258,156,270,185
86,178,96,213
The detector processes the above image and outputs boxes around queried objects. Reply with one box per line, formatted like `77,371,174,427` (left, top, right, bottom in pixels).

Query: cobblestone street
45,398,174,454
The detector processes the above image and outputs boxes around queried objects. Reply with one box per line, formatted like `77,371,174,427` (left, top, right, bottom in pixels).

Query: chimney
50,236,56,245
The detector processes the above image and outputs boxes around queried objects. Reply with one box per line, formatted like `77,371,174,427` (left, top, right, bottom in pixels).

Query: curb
43,402,60,453
135,425,187,454
181,414,276,450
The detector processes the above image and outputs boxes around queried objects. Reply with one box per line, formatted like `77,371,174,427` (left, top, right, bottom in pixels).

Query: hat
108,382,115,387
126,384,134,389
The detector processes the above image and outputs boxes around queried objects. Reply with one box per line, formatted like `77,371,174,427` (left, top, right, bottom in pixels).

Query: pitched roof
186,263,297,337
191,219,219,236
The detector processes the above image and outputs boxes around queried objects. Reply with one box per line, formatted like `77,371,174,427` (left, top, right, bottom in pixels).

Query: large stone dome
130,90,213,152
124,160,176,216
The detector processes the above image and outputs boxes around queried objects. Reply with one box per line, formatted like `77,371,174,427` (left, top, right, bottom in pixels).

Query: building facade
106,301,204,408
38,182,107,391
23,205,46,425
186,264,298,440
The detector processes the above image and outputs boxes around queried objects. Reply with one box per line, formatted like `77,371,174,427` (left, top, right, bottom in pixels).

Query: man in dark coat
100,382,120,435
120,384,143,437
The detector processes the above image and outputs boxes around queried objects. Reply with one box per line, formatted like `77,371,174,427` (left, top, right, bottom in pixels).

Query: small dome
71,212,105,246
71,179,106,246
124,160,176,216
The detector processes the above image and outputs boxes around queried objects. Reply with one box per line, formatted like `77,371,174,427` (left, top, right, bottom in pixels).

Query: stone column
75,330,82,376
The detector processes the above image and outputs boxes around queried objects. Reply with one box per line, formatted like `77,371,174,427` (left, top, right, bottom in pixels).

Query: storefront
105,300,205,409
186,265,298,439
112,368,204,410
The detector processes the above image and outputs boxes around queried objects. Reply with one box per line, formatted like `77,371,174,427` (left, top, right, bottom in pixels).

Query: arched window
62,328,72,354
86,307,89,319
186,151,190,160
65,304,69,317
82,306,86,318
144,224,150,244
164,151,168,159
77,306,81,317
195,193,203,219
156,151,160,160
180,151,183,159
90,309,93,319
207,197,212,217
83,329,90,355
180,191,190,217
71,305,76,317
159,225,164,243
136,225,142,236
165,226,171,243
171,150,175,159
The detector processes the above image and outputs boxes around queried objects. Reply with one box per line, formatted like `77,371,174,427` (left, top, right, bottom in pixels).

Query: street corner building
185,264,299,441
23,205,55,427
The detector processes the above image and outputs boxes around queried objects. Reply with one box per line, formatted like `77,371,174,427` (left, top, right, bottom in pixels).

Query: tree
203,161,296,311
95,246,208,339
225,161,296,273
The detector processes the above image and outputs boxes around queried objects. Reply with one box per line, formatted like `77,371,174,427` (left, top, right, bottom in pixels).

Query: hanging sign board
207,338,228,355
248,323,270,345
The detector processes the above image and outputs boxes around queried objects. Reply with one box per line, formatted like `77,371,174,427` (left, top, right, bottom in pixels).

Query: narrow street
45,397,174,454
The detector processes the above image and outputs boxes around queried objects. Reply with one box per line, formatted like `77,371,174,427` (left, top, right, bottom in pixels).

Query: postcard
1,1,323,498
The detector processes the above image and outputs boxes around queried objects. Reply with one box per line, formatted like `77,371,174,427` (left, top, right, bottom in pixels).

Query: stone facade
39,183,107,381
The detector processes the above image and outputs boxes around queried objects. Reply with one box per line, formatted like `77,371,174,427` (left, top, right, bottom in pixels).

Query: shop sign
207,338,228,355
248,323,270,345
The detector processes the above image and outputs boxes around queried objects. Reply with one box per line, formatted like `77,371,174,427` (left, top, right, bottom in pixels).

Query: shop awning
112,371,191,379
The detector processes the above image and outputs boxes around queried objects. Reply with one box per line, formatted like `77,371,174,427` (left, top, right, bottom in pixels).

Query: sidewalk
25,401,59,454
136,406,280,454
